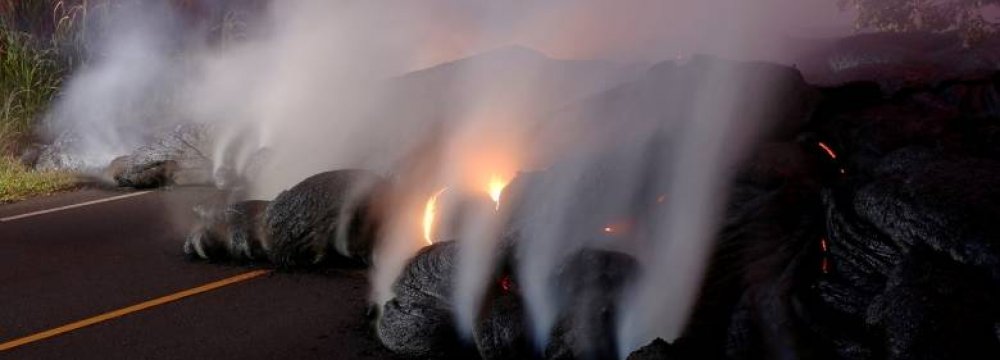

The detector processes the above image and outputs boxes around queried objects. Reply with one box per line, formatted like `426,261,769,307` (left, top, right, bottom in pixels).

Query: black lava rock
103,125,213,188
855,147,1000,276
108,156,178,189
263,170,388,267
865,246,1000,360
474,290,535,360
376,241,474,358
626,338,676,360
184,200,269,262
545,249,639,360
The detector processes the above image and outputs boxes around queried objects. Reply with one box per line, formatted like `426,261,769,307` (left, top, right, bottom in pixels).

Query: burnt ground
0,188,402,360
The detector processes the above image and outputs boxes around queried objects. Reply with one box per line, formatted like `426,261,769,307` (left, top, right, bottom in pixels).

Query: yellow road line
0,269,271,352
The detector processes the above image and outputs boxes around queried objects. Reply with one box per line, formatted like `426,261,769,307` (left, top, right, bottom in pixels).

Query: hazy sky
384,0,856,68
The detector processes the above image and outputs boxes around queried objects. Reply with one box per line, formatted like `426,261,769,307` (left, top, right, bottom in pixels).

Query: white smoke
43,1,186,170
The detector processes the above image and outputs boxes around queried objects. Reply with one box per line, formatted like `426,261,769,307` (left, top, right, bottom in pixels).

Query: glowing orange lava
487,174,509,210
423,188,447,244
817,142,838,159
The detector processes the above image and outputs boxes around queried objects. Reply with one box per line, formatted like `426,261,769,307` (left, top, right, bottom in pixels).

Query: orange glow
423,188,447,244
817,142,837,159
602,220,635,236
820,238,828,252
656,195,666,203
599,219,639,238
487,174,509,210
447,109,520,212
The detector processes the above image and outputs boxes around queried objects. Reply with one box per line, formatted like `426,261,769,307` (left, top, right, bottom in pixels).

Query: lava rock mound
377,241,473,358
264,170,388,268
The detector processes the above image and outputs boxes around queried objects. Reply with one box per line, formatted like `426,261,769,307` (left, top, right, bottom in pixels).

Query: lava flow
421,174,509,244
487,174,509,210
422,188,447,244
817,141,837,159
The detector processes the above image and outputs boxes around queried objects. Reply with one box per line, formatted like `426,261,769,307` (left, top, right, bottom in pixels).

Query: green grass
0,156,75,203
0,29,65,154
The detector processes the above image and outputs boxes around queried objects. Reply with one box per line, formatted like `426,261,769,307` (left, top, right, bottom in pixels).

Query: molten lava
500,275,513,293
817,142,838,159
601,220,634,236
487,174,509,210
819,237,831,274
423,188,447,244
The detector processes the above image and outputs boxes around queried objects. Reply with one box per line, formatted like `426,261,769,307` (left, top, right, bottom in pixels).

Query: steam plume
45,0,851,356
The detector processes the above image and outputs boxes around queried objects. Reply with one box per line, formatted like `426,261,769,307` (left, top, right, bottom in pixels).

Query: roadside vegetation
840,0,999,46
0,0,91,200
0,156,74,202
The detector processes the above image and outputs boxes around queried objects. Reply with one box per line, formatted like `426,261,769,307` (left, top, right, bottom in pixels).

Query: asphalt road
0,187,403,360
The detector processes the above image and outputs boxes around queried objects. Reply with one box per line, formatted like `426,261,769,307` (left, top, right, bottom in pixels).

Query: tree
839,0,999,46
